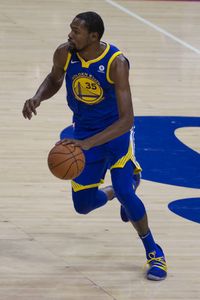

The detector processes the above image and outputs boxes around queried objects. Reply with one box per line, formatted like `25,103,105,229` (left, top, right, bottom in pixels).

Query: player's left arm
83,54,134,148
59,55,134,150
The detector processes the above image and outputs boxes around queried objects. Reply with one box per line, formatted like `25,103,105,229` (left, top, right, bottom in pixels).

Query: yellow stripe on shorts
110,142,142,174
71,179,104,192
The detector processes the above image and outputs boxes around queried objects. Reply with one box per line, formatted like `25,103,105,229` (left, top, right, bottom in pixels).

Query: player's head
68,11,105,52
75,12,105,40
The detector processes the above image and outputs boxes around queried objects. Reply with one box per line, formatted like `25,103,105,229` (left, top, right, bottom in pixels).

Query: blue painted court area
134,116,200,223
134,116,200,189
168,198,200,224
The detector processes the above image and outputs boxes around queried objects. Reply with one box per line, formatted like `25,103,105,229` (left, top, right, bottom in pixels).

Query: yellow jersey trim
71,179,104,192
64,52,72,72
110,142,142,174
76,43,110,68
106,51,122,84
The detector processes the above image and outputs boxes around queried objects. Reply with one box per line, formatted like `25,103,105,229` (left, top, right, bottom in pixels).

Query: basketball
47,143,85,180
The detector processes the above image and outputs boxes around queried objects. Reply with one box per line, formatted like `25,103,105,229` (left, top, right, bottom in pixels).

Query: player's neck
77,42,106,62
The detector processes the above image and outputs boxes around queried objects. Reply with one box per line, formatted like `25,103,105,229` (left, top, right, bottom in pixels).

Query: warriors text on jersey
64,43,129,139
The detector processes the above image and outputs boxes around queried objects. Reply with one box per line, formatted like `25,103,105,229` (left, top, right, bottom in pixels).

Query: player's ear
90,32,99,41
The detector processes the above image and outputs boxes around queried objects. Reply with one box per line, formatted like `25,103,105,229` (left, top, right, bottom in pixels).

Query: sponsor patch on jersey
98,65,105,73
72,73,104,105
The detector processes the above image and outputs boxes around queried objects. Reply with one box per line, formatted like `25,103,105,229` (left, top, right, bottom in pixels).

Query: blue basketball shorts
60,125,142,192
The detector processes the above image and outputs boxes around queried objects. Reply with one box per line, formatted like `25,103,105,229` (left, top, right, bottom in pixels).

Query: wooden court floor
0,0,200,299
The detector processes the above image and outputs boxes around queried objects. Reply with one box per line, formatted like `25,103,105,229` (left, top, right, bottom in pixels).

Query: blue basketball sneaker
146,244,167,281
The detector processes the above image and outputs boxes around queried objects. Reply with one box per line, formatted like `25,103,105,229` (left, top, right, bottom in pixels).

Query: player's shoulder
55,42,69,52
109,51,130,83
108,43,129,67
111,53,129,70
53,42,71,68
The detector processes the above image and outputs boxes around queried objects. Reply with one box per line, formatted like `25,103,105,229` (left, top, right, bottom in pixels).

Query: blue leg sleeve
72,188,108,215
111,161,146,222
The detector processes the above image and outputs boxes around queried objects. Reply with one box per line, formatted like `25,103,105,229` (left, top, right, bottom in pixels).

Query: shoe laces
146,251,167,272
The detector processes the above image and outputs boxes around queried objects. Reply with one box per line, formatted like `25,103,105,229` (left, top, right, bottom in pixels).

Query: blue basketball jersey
64,43,125,139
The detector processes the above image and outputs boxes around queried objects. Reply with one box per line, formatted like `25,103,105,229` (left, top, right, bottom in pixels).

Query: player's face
68,18,95,52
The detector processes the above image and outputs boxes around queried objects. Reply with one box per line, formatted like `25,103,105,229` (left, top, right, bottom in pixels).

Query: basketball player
22,11,167,280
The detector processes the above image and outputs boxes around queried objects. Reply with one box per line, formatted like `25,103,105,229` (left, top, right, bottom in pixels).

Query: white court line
105,0,200,55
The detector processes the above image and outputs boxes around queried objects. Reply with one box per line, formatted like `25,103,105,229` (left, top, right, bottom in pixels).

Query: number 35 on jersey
72,73,104,105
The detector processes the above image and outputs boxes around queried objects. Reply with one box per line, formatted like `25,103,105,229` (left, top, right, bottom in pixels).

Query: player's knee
72,189,96,215
73,202,91,215
72,192,90,215
112,183,134,202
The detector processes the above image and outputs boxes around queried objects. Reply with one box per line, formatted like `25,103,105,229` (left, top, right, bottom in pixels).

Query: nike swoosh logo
71,60,79,64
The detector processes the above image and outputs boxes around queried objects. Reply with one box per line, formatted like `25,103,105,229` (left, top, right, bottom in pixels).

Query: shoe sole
147,274,167,281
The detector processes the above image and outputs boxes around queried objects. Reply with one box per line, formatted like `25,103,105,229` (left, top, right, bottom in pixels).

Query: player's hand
56,139,91,150
22,98,41,119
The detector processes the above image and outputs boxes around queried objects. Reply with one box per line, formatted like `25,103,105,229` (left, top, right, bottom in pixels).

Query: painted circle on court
168,198,200,224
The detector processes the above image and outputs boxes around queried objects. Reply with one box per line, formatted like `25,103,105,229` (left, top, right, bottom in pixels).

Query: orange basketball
47,143,85,180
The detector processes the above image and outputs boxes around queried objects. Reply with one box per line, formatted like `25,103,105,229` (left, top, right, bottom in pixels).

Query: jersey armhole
64,52,72,72
106,51,122,84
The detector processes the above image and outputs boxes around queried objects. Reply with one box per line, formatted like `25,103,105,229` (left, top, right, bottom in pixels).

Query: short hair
75,11,105,40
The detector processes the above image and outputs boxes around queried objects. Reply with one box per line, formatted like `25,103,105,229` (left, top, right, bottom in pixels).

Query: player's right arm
22,43,68,119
